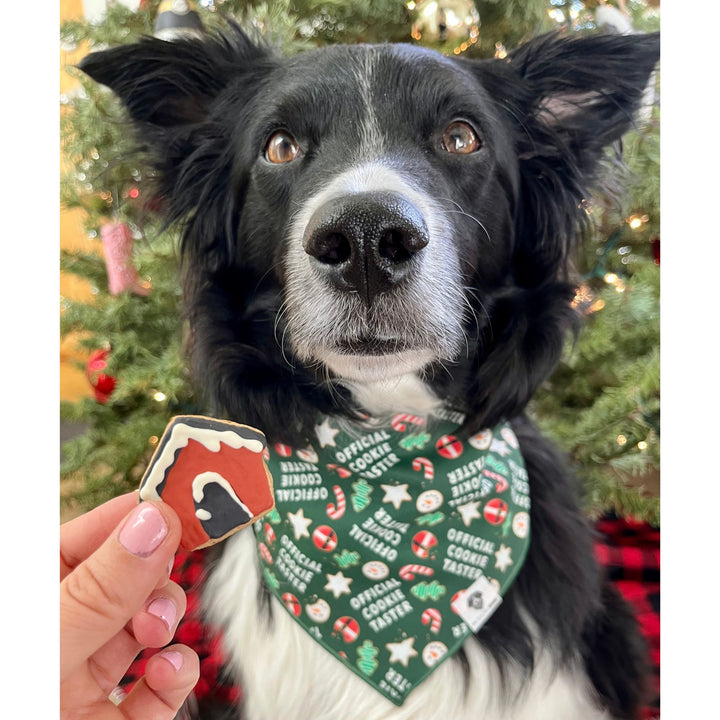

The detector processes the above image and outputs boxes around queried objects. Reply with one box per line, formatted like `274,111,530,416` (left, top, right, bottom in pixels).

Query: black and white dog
81,25,659,720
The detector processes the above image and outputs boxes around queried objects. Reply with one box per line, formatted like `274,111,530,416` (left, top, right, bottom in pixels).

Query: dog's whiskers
438,197,493,245
444,210,493,245
274,300,296,370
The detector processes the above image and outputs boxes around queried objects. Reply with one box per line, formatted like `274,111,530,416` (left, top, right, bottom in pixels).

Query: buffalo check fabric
122,515,660,717
595,515,660,720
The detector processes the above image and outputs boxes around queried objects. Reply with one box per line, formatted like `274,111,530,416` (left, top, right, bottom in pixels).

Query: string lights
451,24,479,55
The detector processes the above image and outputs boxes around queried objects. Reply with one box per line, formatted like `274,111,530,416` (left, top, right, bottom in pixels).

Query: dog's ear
468,31,659,285
455,32,659,432
78,23,268,129
506,31,659,161
79,25,272,266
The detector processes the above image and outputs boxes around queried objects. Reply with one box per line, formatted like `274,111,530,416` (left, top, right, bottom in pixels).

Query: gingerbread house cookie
139,415,275,551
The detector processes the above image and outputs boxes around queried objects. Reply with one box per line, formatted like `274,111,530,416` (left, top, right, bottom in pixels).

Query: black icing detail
194,481,253,539
176,415,267,449
139,444,184,498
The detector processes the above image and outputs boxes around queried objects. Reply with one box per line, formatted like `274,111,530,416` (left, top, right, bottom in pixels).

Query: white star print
386,637,418,667
457,500,481,527
490,438,511,457
287,508,312,540
494,543,514,572
380,483,412,510
315,418,340,448
324,571,353,599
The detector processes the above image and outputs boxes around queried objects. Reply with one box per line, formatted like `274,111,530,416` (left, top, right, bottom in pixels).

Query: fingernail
160,650,184,672
108,686,127,705
119,503,168,558
147,597,177,632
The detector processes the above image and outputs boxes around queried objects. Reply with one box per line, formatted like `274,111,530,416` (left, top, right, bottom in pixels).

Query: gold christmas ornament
154,1,205,41
410,0,480,44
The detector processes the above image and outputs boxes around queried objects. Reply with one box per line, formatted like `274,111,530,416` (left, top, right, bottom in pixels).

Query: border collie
81,25,660,720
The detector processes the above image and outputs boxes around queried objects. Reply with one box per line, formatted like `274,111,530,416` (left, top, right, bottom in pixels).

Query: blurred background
59,0,660,523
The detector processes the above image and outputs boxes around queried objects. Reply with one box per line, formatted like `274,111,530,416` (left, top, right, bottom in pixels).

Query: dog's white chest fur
204,531,611,720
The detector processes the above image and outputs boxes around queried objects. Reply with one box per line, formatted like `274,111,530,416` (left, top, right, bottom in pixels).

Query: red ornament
650,235,660,265
282,593,302,617
312,525,338,552
86,348,116,403
333,616,360,643
483,499,509,526
411,531,438,559
436,434,464,459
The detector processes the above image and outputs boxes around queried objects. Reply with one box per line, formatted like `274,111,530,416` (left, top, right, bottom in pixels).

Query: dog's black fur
81,26,659,719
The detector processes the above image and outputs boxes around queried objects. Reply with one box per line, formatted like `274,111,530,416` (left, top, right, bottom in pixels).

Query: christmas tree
60,0,660,523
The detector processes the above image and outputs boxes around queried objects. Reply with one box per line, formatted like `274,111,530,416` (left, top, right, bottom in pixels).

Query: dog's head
80,27,659,442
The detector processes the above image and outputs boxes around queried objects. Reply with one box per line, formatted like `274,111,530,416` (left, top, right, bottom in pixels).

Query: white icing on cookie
192,471,253,518
140,420,264,501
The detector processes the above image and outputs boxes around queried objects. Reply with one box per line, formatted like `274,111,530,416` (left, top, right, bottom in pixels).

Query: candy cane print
274,443,293,457
391,413,426,432
327,463,352,479
412,457,434,480
258,542,273,564
264,522,276,545
400,564,434,581
482,468,508,493
421,608,442,634
326,484,347,519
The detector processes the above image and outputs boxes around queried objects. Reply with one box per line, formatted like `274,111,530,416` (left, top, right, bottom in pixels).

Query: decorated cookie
139,415,275,551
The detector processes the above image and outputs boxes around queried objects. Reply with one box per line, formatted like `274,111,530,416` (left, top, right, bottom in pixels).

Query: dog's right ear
78,24,268,129
79,25,273,251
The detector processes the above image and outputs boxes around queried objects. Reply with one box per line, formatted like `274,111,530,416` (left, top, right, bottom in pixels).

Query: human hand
60,492,200,719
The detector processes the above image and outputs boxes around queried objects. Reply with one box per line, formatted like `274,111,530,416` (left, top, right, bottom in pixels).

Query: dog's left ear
505,31,659,160
454,32,659,432
466,31,660,283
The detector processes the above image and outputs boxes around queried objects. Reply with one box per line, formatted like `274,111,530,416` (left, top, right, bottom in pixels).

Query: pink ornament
100,222,151,296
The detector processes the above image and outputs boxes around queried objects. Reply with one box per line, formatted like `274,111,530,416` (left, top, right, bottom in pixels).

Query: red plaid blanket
123,516,660,717
594,517,660,720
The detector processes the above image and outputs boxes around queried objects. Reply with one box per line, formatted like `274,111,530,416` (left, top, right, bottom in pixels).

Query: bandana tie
255,411,531,705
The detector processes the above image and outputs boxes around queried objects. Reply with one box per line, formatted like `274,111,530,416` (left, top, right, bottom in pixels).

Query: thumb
60,501,181,680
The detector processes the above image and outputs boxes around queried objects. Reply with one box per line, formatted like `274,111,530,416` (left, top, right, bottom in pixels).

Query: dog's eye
442,121,482,154
265,131,300,164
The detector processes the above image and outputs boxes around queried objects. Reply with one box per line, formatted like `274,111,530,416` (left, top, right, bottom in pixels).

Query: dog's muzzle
302,191,429,305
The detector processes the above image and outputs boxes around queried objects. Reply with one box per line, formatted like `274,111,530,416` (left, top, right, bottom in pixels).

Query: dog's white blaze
205,531,613,720
284,160,466,384
356,46,384,156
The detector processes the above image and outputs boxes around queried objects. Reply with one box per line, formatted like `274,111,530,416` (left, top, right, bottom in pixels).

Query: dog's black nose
303,192,429,305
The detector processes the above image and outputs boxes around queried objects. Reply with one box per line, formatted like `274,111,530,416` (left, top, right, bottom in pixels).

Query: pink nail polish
147,596,177,632
119,503,168,557
108,686,127,706
160,650,184,672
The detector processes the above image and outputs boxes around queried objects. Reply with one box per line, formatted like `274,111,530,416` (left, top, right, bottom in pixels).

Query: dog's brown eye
442,121,481,154
265,131,300,164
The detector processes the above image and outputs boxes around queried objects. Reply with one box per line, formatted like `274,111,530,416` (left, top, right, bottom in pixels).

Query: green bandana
255,411,530,705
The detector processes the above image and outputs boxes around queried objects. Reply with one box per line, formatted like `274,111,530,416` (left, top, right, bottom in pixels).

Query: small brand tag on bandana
256,412,530,705
450,573,502,632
